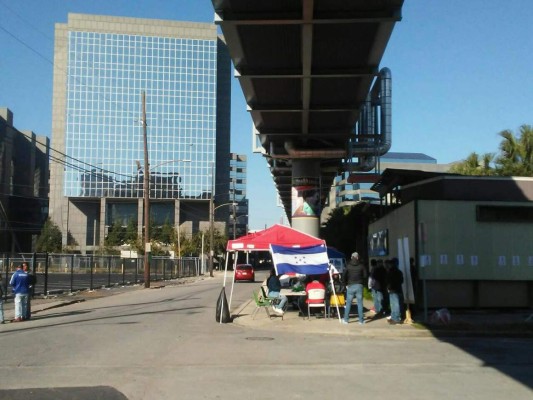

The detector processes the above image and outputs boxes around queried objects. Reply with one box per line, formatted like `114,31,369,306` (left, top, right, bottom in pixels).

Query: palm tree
496,124,533,176
448,152,494,176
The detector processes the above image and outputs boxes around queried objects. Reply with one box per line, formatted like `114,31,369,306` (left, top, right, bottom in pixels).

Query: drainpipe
351,67,392,158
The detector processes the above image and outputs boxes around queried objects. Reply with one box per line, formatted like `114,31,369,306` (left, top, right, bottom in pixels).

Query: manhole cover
245,337,275,341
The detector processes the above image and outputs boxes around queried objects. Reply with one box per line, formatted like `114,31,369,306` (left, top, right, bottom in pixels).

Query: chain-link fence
0,253,203,299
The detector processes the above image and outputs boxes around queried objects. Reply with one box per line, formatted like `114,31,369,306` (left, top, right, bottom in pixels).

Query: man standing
0,273,5,324
369,258,387,317
9,264,30,322
387,258,404,325
22,262,36,320
342,252,367,325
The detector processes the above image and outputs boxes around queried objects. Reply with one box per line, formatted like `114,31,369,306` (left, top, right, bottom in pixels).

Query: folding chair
306,288,326,319
252,290,283,320
261,286,281,308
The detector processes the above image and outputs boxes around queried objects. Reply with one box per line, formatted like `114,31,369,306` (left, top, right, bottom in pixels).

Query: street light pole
232,179,236,240
210,201,237,277
142,91,151,288
209,162,215,277
233,206,236,240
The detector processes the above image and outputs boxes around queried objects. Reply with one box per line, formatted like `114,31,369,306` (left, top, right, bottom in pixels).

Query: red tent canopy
226,224,325,251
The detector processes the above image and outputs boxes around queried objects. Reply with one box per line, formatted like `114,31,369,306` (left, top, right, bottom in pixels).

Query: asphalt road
0,271,531,400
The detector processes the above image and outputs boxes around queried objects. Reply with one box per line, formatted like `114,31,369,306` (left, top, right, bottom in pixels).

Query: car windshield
237,265,252,270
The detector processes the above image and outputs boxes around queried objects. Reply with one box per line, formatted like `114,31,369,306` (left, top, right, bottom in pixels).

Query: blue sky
1,1,532,230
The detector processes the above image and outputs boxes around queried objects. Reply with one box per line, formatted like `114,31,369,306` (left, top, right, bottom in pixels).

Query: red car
234,264,255,282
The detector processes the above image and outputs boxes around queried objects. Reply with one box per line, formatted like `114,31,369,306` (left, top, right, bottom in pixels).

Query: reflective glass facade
64,31,217,199
228,153,248,238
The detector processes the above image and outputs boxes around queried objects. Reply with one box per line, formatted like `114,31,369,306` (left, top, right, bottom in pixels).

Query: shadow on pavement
0,386,128,399
413,308,533,391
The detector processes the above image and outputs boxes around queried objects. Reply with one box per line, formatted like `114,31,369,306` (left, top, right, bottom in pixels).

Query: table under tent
219,224,346,323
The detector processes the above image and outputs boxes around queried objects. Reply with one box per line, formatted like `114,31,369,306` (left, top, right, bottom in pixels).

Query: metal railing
0,253,202,298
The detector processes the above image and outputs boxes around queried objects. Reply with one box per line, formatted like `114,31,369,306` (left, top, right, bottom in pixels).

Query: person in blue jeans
9,264,30,322
0,274,5,324
386,258,404,324
266,268,288,316
342,252,367,325
369,259,387,317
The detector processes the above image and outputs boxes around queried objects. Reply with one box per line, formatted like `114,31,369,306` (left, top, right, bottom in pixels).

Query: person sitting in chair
306,278,326,317
266,268,288,316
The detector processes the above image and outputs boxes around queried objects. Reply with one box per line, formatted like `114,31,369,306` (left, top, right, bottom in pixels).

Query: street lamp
209,201,236,277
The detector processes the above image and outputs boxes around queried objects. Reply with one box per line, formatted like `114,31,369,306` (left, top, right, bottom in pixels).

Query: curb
230,299,533,339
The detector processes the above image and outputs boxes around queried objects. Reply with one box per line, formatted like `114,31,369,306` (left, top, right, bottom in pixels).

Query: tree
495,124,533,176
449,125,533,177
176,228,226,258
158,219,175,245
35,218,62,252
124,219,138,245
150,241,169,256
448,152,495,176
105,220,125,246
178,233,196,256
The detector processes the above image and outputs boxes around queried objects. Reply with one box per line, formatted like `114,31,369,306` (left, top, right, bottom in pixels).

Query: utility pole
232,179,236,239
142,91,151,288
209,161,214,277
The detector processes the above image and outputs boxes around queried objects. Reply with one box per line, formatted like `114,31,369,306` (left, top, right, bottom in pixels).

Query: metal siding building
369,172,533,308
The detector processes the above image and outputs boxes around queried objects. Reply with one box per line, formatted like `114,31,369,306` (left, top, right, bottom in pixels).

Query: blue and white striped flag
270,244,329,275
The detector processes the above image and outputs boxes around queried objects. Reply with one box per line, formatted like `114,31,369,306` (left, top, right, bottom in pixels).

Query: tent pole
222,251,229,287
219,252,231,324
228,253,238,312
329,267,341,322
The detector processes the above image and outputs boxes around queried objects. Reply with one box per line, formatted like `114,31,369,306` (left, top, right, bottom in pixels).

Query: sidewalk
231,295,533,338
2,284,144,323
1,275,202,324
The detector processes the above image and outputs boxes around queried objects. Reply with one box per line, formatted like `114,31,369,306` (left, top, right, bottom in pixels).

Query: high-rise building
0,108,49,253
228,153,248,239
49,14,231,253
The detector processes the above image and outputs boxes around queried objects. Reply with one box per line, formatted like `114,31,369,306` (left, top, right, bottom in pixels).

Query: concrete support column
291,160,321,238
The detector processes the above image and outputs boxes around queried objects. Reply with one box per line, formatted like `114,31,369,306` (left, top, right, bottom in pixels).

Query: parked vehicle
234,264,255,282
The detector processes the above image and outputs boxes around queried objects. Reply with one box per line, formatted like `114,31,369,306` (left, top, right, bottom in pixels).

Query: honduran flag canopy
270,243,330,276
227,224,324,251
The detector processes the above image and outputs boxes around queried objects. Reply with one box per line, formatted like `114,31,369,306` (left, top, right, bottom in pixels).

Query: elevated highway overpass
212,0,404,235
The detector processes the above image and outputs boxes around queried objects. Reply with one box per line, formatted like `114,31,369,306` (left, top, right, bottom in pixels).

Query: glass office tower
228,153,248,239
49,14,231,253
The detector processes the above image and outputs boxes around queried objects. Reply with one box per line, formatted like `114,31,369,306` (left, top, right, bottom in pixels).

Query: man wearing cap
341,252,367,325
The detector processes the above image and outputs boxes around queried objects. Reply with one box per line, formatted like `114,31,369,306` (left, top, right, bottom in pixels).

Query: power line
0,25,54,65
0,0,53,41
0,12,222,190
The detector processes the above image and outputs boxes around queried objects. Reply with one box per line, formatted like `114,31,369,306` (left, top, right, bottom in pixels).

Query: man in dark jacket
369,259,387,317
342,252,367,325
22,262,36,320
386,258,404,324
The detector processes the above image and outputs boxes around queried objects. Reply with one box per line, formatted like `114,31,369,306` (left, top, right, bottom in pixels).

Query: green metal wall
417,200,533,281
